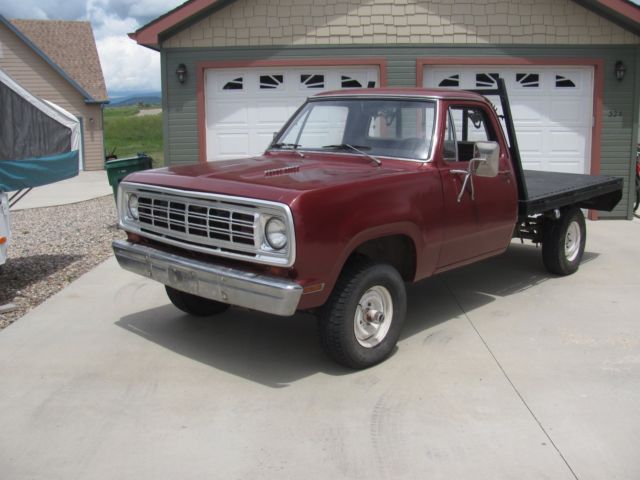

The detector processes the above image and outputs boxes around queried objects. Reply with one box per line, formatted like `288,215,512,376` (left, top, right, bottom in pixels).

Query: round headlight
265,217,287,250
127,193,139,220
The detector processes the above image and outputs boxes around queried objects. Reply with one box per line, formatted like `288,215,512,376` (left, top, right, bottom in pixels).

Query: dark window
259,74,284,89
439,74,460,87
341,75,362,88
301,74,325,89
223,77,243,90
444,106,496,163
555,75,576,88
516,73,540,87
475,73,500,88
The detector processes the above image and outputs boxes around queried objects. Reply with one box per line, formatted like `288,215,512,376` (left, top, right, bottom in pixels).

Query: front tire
318,261,407,369
165,286,229,317
542,207,586,276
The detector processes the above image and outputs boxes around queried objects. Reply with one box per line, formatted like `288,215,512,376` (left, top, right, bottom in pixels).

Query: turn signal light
303,283,325,295
0,236,6,245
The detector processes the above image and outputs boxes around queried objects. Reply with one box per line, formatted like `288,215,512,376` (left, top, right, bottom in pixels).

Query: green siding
162,44,639,218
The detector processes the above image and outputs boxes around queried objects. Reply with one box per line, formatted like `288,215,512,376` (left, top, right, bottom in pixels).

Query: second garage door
205,66,380,161
423,66,594,174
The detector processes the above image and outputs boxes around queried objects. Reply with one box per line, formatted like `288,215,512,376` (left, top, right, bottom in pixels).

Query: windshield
271,98,437,161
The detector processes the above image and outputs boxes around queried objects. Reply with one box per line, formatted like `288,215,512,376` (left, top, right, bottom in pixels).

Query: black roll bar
470,78,529,201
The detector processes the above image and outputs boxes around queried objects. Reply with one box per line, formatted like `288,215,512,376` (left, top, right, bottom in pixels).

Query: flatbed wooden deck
519,170,623,217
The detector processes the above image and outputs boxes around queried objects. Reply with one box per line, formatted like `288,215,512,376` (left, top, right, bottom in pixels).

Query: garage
131,0,640,218
423,66,594,174
204,66,380,160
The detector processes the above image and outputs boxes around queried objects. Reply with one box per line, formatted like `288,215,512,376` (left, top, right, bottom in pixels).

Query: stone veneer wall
163,0,639,48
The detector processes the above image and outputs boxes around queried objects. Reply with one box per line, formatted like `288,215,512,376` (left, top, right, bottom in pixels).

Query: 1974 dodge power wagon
113,80,622,368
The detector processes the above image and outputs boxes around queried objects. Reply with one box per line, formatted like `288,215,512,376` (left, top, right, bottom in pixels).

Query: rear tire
634,175,639,212
165,286,229,316
318,261,406,369
542,207,586,276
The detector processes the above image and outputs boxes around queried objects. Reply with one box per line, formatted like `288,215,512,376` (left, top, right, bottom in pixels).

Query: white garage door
205,66,379,160
423,66,593,174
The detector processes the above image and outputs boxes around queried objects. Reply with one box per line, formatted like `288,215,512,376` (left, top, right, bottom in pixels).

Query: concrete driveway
1,219,639,480
10,170,111,210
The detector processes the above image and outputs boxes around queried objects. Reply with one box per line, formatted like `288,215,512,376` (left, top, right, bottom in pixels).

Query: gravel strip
0,195,125,329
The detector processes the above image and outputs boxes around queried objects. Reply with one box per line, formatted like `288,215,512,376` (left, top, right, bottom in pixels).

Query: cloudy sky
1,0,184,94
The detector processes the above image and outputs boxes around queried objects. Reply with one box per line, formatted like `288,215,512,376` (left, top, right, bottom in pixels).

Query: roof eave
572,0,640,35
0,14,100,103
130,0,236,49
128,32,160,51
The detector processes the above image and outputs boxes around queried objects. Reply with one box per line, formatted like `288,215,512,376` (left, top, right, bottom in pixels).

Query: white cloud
127,0,184,20
96,35,160,92
87,2,138,40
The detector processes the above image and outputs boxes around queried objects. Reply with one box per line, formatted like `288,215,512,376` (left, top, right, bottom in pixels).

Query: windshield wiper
271,142,304,158
322,144,382,167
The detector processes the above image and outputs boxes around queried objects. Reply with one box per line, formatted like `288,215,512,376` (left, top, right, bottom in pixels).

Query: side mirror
451,141,501,203
472,141,500,178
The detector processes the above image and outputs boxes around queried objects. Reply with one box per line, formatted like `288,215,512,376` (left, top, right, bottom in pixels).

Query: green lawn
104,106,164,167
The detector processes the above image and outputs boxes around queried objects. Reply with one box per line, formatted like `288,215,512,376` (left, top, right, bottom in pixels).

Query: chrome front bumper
113,240,303,316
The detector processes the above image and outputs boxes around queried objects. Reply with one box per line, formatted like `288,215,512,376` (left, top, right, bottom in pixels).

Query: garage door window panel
222,77,244,91
555,75,576,88
475,73,500,88
300,74,325,89
340,71,377,88
515,73,540,88
439,74,460,88
259,74,284,90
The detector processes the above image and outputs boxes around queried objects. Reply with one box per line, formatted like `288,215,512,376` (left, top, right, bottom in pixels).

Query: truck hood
125,153,414,204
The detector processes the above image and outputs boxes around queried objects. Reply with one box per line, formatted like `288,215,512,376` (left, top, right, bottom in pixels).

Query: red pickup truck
113,81,622,368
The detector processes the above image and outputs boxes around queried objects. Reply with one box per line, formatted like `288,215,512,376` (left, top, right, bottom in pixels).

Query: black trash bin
105,153,153,202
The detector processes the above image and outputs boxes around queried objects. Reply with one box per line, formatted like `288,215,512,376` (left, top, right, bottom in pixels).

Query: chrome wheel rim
565,221,581,262
354,286,393,348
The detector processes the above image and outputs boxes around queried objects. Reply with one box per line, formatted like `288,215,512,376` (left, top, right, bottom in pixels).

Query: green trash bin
105,153,153,202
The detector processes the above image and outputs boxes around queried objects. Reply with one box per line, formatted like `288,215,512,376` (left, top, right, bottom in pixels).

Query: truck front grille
136,192,257,254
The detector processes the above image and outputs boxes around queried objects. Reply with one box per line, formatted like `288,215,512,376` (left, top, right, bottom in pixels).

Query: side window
443,106,495,162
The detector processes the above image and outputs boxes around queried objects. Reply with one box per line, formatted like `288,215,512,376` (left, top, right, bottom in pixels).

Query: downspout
161,48,169,166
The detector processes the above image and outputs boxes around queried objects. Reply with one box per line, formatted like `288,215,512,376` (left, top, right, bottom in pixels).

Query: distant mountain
108,90,161,106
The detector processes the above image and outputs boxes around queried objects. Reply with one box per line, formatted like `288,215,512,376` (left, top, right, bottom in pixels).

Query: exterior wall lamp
614,61,626,82
176,63,188,84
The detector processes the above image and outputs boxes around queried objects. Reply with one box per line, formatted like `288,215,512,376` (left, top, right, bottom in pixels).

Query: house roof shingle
10,19,108,102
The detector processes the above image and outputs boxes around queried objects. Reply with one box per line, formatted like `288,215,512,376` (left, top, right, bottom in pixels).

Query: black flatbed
519,170,623,217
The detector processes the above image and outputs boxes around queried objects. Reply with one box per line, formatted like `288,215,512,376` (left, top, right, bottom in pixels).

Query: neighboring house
130,0,640,218
0,16,108,171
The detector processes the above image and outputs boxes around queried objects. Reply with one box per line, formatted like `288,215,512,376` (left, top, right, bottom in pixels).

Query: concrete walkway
11,170,112,210
0,219,639,479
